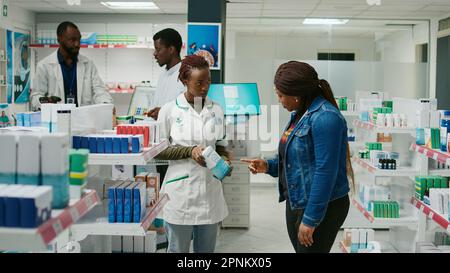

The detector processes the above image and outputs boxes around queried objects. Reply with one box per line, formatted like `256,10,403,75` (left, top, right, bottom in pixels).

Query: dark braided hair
178,55,210,86
274,61,355,194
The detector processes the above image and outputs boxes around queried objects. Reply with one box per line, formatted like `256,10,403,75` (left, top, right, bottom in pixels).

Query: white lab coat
154,62,185,108
30,51,113,110
158,93,229,225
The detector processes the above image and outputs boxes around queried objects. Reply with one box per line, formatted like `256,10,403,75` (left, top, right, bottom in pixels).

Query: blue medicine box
105,137,113,154
124,184,134,223
80,137,89,149
97,137,105,154
120,137,129,154
108,182,123,223
116,182,130,223
113,138,121,154
88,137,97,153
73,136,81,149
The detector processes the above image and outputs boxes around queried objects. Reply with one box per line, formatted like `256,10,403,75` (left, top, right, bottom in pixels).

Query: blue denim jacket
266,96,350,228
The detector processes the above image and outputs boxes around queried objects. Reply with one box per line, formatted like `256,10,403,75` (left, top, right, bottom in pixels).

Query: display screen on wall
207,83,261,116
187,23,221,70
6,30,13,103
13,31,31,103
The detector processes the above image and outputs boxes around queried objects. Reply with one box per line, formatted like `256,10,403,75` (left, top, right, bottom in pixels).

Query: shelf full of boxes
68,121,170,253
350,96,450,252
0,125,101,252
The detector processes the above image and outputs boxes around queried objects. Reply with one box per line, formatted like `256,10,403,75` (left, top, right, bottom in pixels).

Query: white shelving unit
409,143,450,243
353,119,416,137
88,139,169,165
411,197,449,233
352,198,417,229
0,190,100,252
352,157,418,178
70,193,169,240
30,44,154,49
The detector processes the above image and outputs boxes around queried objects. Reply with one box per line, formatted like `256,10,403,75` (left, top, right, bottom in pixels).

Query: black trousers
285,195,350,253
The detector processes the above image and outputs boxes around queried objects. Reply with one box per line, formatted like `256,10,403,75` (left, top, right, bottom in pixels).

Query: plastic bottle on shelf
440,110,450,152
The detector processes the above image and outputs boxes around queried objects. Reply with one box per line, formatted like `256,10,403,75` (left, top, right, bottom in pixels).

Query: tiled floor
215,184,390,253
157,184,390,253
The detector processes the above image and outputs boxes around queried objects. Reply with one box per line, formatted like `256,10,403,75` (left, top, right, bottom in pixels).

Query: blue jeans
164,222,218,253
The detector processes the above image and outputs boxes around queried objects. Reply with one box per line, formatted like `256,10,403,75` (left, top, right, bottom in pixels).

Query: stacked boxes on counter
69,149,89,199
415,176,449,201
0,132,70,209
41,104,76,133
0,185,53,228
343,228,375,253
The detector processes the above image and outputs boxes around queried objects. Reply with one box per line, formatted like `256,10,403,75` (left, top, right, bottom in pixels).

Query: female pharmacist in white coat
156,55,231,253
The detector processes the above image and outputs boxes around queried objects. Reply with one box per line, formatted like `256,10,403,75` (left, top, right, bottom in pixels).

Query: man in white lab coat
146,28,185,120
30,21,113,110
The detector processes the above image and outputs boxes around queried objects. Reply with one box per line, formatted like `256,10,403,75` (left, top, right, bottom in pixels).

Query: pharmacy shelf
88,139,169,165
0,190,100,252
429,169,450,176
352,199,417,227
410,143,450,167
349,141,392,149
340,241,399,253
411,197,449,232
352,157,417,177
30,44,154,49
341,111,360,117
353,119,416,136
70,193,169,238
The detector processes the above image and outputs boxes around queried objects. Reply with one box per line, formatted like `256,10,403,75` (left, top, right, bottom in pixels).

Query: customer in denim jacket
242,61,355,253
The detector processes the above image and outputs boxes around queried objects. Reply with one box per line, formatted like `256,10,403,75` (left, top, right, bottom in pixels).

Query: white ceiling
10,0,448,37
10,0,450,18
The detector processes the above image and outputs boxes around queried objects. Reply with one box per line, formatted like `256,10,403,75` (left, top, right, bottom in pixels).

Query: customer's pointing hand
240,158,268,174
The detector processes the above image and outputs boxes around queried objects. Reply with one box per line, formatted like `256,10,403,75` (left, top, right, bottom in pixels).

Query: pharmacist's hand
240,158,268,174
147,107,161,120
191,146,206,167
298,223,315,247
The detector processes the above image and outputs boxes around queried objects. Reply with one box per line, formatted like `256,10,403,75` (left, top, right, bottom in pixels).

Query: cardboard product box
72,136,81,149
124,183,134,223
133,236,145,253
146,173,160,207
112,137,121,153
131,135,144,154
80,136,89,149
41,133,69,175
116,182,132,223
108,181,124,223
0,134,17,185
120,136,131,154
135,172,148,183
122,236,134,253
17,134,40,185
20,186,52,228
105,137,113,154
2,185,26,227
132,182,146,223
351,229,359,253
103,179,124,200
359,229,367,249
112,236,122,253
0,185,9,226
